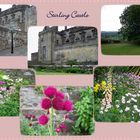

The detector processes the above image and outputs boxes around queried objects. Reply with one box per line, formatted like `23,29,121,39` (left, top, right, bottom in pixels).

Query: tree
119,5,140,44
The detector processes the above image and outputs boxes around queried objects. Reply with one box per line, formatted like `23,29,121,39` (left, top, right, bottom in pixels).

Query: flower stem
50,107,53,135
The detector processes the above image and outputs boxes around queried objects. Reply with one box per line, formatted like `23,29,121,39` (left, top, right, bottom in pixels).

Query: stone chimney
65,26,67,30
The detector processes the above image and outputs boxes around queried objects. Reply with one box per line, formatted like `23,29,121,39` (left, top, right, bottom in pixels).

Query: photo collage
0,1,139,139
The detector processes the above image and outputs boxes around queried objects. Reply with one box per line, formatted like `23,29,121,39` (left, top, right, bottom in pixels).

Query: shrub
72,87,94,135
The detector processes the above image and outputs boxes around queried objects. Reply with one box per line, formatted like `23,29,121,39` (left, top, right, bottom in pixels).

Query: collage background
0,0,139,139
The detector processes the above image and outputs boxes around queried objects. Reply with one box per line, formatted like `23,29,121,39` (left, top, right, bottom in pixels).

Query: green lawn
102,43,140,55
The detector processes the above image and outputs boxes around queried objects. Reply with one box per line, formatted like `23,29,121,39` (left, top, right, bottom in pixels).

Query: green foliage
66,60,78,66
0,71,4,79
72,87,94,135
0,92,19,116
128,66,140,76
21,118,57,136
102,43,140,55
65,67,91,74
120,5,140,44
33,66,92,74
94,66,140,122
0,70,34,116
35,86,44,95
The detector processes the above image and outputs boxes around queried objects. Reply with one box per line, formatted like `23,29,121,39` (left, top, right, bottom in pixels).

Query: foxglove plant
38,86,74,135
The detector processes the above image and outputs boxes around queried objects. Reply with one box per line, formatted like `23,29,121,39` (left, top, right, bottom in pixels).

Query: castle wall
0,26,11,50
0,26,27,51
54,41,98,64
24,6,37,32
37,26,98,65
38,27,58,64
31,52,38,62
0,5,37,53
0,5,37,32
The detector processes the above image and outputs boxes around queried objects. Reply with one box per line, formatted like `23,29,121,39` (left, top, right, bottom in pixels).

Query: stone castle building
0,4,37,54
31,26,98,65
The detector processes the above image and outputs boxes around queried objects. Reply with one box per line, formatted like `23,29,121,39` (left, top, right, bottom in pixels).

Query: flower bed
20,86,94,135
0,69,35,116
94,66,140,122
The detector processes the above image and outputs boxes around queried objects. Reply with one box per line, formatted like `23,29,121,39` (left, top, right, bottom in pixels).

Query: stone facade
31,52,38,62
0,4,37,53
31,26,98,65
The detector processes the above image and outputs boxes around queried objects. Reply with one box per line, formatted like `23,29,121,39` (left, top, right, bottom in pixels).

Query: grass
102,43,140,55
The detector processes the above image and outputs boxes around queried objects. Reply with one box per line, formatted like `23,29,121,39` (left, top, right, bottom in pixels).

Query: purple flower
41,98,52,109
56,91,65,99
44,86,57,98
52,97,64,110
64,100,73,112
38,115,49,125
0,81,5,85
59,123,66,129
56,127,61,133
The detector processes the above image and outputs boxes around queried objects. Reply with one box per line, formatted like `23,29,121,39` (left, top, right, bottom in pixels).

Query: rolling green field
102,43,140,55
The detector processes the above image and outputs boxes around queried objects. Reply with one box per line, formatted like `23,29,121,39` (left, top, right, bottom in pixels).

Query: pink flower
0,81,5,85
56,91,65,99
44,86,57,98
56,127,61,133
52,97,64,110
64,114,69,119
38,115,49,125
41,98,52,109
64,100,73,112
59,123,66,129
0,87,7,91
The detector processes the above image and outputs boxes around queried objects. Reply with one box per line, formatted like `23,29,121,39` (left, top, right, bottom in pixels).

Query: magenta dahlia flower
38,115,49,125
64,100,73,112
41,98,52,109
52,97,64,110
44,86,57,98
56,91,65,99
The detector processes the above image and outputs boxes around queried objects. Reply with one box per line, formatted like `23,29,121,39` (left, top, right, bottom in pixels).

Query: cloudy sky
0,4,12,11
101,5,129,31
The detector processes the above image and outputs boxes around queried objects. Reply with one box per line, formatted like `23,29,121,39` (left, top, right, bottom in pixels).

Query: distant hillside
101,31,122,40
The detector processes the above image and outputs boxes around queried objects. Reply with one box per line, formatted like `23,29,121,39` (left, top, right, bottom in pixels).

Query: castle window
66,39,70,43
56,40,59,45
87,35,92,39
43,46,47,60
41,38,43,42
75,37,80,41
92,29,97,37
